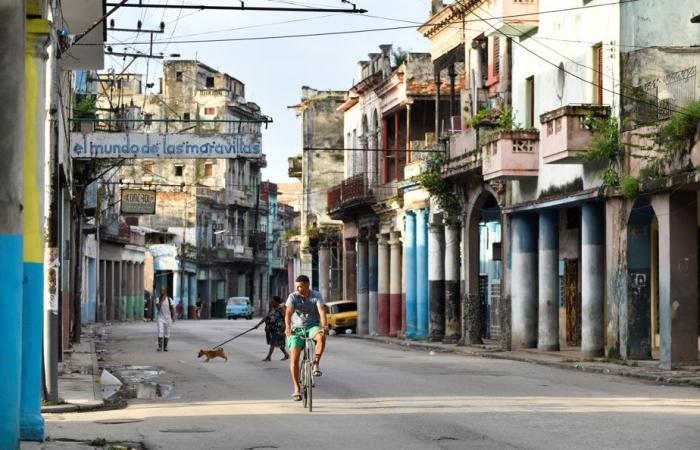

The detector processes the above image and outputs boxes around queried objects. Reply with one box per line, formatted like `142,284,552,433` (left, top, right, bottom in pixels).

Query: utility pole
0,2,26,447
44,1,62,403
250,176,261,313
180,186,189,318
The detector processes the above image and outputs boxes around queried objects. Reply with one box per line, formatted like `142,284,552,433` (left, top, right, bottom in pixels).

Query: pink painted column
377,233,390,336
389,231,403,337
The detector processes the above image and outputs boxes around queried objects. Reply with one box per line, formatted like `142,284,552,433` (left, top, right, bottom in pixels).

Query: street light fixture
691,14,700,23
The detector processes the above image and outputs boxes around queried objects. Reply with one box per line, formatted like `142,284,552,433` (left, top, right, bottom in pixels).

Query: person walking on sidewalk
156,287,176,351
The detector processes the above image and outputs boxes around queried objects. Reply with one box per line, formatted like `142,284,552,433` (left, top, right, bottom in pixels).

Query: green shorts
287,325,322,349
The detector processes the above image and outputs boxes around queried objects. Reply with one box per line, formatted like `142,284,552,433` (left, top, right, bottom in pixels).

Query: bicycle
294,329,316,412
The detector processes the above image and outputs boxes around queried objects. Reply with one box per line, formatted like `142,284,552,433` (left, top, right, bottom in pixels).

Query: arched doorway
626,197,658,359
466,187,502,342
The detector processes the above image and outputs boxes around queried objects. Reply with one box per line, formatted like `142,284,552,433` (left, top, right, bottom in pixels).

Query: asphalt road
45,320,700,450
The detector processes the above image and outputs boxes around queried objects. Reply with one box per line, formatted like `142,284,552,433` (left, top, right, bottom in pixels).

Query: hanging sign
71,131,263,159
121,189,157,215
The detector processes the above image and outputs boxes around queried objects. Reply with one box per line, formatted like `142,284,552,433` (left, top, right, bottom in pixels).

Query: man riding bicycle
285,274,328,401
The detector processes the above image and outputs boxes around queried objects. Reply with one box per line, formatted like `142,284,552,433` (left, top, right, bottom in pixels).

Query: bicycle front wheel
305,361,313,412
301,361,308,408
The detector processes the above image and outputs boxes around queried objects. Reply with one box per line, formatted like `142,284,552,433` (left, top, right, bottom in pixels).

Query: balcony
442,129,482,178
196,186,253,208
288,156,302,179
484,0,539,37
327,174,375,218
481,130,539,180
270,257,286,270
540,104,610,164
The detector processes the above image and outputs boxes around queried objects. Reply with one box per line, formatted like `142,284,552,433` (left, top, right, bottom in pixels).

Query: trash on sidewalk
99,369,122,400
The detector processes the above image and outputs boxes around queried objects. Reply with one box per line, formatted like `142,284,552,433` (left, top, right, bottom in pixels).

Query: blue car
226,296,253,320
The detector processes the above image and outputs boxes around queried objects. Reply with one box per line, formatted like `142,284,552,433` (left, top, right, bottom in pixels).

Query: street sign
121,189,157,215
70,131,263,159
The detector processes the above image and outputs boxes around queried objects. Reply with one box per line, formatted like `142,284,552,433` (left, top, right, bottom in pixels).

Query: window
176,71,183,82
204,162,213,177
175,165,183,177
144,113,153,127
183,112,190,122
493,37,500,76
525,76,535,128
592,44,603,104
204,107,215,115
206,77,215,88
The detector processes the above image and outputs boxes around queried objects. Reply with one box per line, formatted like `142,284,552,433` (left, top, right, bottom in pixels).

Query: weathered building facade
94,59,270,316
289,88,346,301
328,45,450,338
418,0,699,368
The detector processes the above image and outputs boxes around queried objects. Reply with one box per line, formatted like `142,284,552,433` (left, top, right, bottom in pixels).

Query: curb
343,334,700,388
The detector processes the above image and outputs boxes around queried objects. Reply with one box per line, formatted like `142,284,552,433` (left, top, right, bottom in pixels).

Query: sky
103,0,434,184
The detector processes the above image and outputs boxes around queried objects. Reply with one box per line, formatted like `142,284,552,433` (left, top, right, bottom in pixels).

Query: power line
79,0,644,46
105,2,368,13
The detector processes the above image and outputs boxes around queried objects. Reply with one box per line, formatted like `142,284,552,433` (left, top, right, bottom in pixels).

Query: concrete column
652,192,699,368
0,3,25,446
106,261,113,322
463,200,482,345
357,236,369,335
116,261,123,321
389,231,403,337
21,17,49,442
582,203,605,357
404,212,417,338
416,209,429,339
377,233,390,336
344,238,357,302
368,236,378,335
538,210,559,352
428,221,445,342
511,213,538,349
319,242,330,302
444,222,461,343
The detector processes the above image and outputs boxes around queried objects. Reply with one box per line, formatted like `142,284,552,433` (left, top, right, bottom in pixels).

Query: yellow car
325,300,357,332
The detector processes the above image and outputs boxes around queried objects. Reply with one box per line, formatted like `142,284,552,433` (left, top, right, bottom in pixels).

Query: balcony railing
327,174,373,212
481,129,539,180
540,104,610,164
485,0,539,37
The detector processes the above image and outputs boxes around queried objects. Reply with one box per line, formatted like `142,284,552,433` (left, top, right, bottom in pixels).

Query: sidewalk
344,333,700,388
41,328,104,414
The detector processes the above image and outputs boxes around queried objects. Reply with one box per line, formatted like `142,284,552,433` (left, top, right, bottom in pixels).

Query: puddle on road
99,365,177,401
118,366,164,381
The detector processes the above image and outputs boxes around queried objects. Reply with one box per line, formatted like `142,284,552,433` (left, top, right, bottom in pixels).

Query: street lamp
691,14,700,23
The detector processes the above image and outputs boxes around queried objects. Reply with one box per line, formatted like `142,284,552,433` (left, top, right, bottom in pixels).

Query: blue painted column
511,213,538,349
21,18,50,442
404,212,417,338
538,210,559,352
416,209,429,339
0,5,25,447
582,203,605,358
368,235,378,335
356,236,369,335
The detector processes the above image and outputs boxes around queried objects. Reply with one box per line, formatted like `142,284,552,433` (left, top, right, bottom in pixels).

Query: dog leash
212,325,258,349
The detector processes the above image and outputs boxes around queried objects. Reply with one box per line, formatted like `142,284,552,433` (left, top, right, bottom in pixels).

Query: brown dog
198,348,228,362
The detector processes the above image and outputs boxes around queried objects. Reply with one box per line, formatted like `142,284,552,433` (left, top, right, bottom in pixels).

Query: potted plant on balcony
73,94,97,132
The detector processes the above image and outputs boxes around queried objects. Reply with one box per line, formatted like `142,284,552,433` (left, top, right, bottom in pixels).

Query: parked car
325,300,357,332
226,296,253,320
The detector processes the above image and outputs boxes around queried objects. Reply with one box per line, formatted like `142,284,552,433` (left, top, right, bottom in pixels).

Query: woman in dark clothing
255,296,289,361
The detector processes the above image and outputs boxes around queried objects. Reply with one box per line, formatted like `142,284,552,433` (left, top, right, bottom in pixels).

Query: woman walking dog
255,296,289,361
